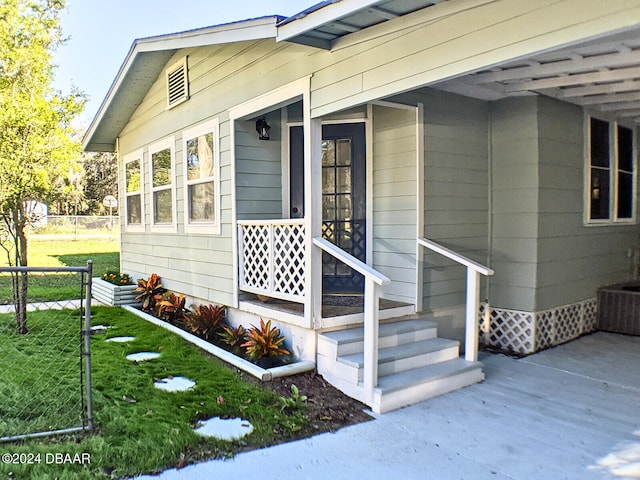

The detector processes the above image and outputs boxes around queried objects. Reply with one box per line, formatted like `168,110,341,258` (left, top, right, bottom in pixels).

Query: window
124,151,144,232
149,138,176,230
182,119,220,234
166,57,189,108
587,116,636,224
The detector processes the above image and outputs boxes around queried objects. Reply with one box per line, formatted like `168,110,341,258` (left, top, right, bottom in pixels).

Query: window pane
618,125,634,172
618,171,633,219
189,181,215,223
590,118,610,168
186,132,214,181
126,194,141,225
336,166,351,194
126,160,141,193
152,148,171,187
322,140,335,166
154,189,172,224
590,168,610,220
336,139,351,166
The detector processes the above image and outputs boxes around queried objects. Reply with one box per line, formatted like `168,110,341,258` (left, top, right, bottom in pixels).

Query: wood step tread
338,337,459,368
375,358,483,394
319,319,437,346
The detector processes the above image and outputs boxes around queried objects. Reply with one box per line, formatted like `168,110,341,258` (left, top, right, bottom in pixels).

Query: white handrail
418,237,494,363
418,238,494,276
313,236,389,406
312,237,390,286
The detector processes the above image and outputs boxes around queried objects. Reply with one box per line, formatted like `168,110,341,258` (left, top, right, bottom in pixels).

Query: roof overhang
276,0,447,49
82,16,281,152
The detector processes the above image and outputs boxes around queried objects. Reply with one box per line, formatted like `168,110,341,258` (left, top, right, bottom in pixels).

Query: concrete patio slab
137,332,640,480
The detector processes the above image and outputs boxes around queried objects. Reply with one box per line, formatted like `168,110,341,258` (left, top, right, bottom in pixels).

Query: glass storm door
289,123,366,293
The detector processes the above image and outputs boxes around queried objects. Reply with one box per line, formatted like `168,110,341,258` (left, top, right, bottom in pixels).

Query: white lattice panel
238,220,306,303
484,298,597,355
482,307,535,355
240,224,270,291
273,224,306,297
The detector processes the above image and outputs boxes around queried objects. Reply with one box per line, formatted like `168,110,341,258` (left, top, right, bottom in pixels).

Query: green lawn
0,307,308,479
0,237,120,303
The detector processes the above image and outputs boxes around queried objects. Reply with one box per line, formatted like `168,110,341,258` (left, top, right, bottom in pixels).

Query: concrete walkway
138,332,640,480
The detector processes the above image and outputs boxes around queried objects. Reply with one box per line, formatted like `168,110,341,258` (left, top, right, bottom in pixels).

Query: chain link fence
33,216,120,238
0,264,93,442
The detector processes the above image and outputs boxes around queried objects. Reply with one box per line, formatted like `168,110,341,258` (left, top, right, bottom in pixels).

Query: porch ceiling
435,28,640,125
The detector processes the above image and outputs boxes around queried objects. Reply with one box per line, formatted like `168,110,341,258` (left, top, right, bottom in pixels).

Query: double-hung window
182,119,220,234
124,150,144,232
587,116,636,224
150,138,176,231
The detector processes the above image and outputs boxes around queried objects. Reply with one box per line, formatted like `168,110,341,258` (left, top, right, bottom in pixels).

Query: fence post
84,260,94,431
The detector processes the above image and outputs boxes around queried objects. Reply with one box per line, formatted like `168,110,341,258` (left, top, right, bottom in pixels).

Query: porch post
304,105,323,328
465,268,480,362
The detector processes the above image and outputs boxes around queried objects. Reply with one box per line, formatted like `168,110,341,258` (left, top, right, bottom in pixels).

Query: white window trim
584,112,638,226
182,118,221,235
149,137,177,233
123,150,145,233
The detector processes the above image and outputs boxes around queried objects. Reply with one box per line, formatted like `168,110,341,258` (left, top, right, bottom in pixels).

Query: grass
0,237,120,303
0,306,308,479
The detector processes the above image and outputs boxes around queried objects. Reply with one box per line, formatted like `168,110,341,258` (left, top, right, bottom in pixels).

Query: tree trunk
14,210,28,334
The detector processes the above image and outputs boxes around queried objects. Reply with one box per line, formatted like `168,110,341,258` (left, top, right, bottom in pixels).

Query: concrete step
372,358,485,414
339,337,460,380
317,319,438,358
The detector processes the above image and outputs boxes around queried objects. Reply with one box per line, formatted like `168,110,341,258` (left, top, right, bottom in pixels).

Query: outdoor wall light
255,117,271,140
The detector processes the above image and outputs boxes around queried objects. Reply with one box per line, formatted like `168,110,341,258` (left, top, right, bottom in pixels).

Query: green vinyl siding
417,89,490,312
371,104,418,305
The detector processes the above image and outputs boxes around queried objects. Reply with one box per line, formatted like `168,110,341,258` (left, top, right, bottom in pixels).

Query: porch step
373,358,484,414
318,319,438,357
316,317,484,414
339,337,460,380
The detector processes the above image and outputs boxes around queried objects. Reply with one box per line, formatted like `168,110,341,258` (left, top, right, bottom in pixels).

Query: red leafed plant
186,304,226,340
241,319,290,361
155,291,188,325
134,273,165,311
219,324,247,355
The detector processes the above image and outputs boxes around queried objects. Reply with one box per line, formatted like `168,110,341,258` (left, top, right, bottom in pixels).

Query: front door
289,123,366,293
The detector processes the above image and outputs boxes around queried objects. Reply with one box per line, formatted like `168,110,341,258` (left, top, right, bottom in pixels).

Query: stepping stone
194,417,254,441
153,376,196,392
90,324,111,334
126,352,161,362
106,336,136,343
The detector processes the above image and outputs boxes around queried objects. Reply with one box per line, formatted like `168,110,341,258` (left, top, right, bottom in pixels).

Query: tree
0,0,85,333
81,152,118,215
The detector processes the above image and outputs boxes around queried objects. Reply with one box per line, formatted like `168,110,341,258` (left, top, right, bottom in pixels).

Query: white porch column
465,268,481,362
304,105,323,328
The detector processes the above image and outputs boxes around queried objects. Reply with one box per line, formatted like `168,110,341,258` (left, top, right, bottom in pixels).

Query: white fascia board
136,16,280,52
276,0,384,43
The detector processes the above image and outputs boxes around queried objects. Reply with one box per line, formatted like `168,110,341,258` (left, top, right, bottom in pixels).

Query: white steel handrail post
363,278,380,403
465,268,481,362
417,237,494,364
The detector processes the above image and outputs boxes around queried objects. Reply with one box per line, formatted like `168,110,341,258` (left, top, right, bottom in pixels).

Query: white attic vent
166,57,189,108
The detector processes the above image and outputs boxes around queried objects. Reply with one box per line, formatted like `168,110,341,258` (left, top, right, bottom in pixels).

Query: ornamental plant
186,304,226,341
155,291,189,325
134,273,165,311
241,319,290,361
101,269,133,286
219,324,247,356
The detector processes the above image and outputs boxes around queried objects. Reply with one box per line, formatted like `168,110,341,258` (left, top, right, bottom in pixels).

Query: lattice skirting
479,298,597,355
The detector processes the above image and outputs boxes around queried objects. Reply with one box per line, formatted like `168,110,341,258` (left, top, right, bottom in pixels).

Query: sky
54,1,315,126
